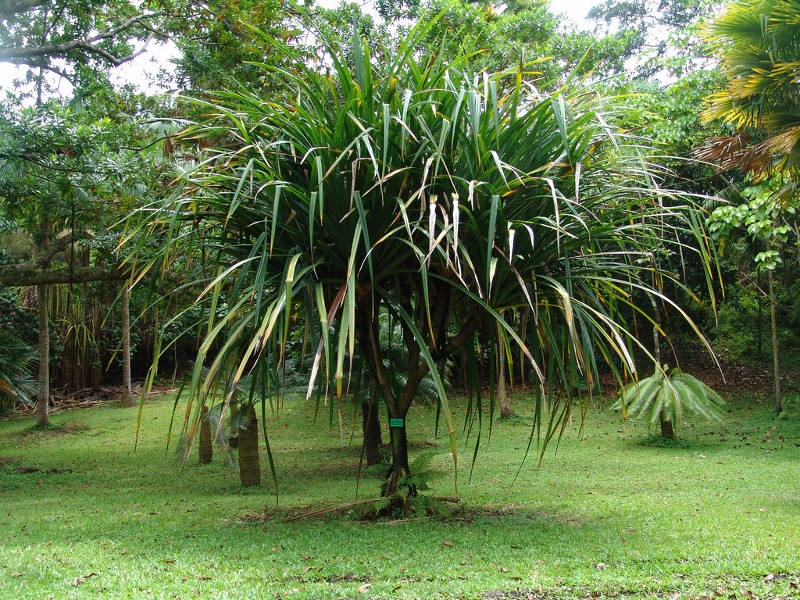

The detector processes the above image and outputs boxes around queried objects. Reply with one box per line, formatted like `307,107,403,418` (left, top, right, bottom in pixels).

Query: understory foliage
0,328,37,410
126,15,716,496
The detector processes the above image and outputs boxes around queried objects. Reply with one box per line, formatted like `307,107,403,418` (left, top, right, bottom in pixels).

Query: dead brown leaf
71,572,97,587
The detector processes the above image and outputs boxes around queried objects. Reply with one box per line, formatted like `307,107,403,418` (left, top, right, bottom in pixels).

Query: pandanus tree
127,18,715,497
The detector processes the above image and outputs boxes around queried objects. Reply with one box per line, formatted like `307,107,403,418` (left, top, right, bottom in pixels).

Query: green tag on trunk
389,418,404,428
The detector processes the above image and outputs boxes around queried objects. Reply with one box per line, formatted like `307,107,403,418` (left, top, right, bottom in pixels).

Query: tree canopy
0,0,163,84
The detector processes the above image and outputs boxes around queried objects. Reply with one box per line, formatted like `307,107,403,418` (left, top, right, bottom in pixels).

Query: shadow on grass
618,430,727,451
15,422,90,438
636,434,703,449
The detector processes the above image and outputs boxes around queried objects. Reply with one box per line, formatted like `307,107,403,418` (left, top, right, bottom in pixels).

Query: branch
38,61,76,84
11,230,93,269
0,14,161,67
0,264,127,286
431,307,479,363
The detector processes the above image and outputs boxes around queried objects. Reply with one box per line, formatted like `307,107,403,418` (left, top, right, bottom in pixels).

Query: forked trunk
199,405,213,464
362,379,382,466
238,404,260,487
660,418,674,439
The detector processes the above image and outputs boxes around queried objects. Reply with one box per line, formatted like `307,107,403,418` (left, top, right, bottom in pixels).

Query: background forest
3,0,798,413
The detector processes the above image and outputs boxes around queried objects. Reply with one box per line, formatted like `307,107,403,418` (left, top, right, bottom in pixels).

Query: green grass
0,390,798,599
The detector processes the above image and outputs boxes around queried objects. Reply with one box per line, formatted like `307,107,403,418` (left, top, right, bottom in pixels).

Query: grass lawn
0,387,798,599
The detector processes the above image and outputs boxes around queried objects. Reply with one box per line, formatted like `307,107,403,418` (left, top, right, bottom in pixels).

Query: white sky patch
551,0,597,30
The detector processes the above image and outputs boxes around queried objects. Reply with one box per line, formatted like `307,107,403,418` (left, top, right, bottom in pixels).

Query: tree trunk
497,354,515,418
35,210,50,427
228,399,239,448
238,404,260,487
660,418,674,439
384,415,412,497
757,270,763,356
650,293,661,368
0,264,127,287
496,322,514,418
121,285,133,407
768,269,781,413
355,292,476,504
652,294,673,439
362,379,383,466
199,405,213,464
36,283,50,427
356,303,411,498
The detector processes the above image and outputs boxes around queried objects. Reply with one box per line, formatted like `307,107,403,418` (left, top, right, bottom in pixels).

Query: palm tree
615,366,726,439
128,18,716,500
701,0,800,184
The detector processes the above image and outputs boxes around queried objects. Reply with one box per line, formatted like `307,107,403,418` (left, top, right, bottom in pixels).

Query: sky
0,0,600,96
551,0,598,29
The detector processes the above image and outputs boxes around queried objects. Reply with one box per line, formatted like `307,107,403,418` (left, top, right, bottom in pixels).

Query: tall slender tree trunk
33,16,51,428
121,285,133,407
199,405,213,464
358,305,413,498
757,270,763,356
36,214,50,428
496,323,514,418
768,270,781,413
228,399,239,448
650,293,673,438
238,404,261,487
497,352,514,418
519,309,528,387
355,292,475,503
36,283,50,427
362,379,383,466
